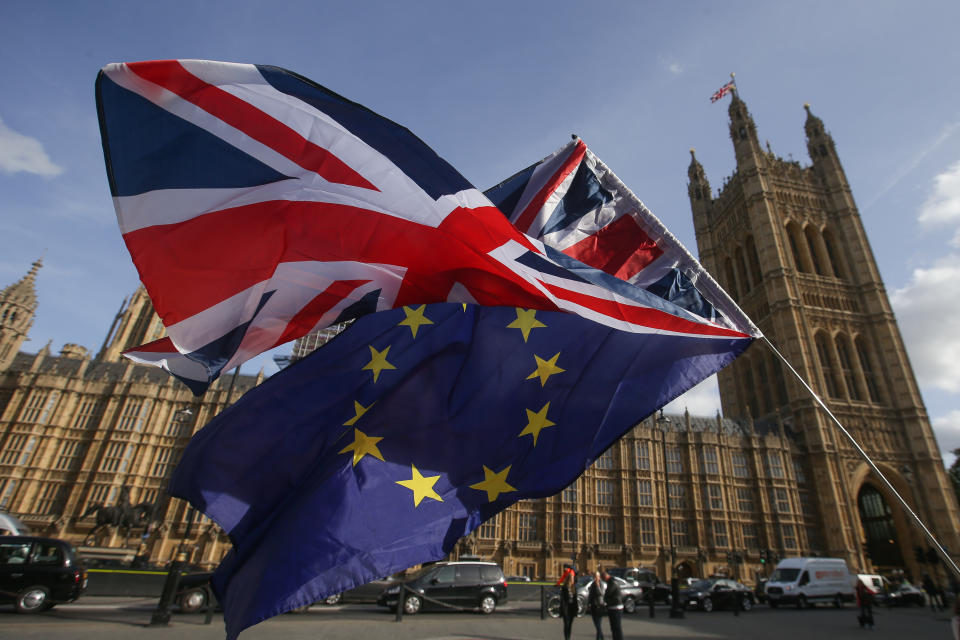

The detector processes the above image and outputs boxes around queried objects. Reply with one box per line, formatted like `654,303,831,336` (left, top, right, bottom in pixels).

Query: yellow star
398,305,434,338
470,465,517,502
507,308,546,342
362,345,396,382
343,400,375,426
527,352,565,386
338,428,385,466
396,465,444,507
518,401,556,446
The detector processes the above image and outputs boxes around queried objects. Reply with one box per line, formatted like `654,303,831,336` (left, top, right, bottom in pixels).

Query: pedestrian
601,569,624,640
558,569,578,640
856,577,875,630
587,570,606,640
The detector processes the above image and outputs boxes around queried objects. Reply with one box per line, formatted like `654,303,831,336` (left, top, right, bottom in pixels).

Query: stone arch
803,224,827,276
834,332,862,401
785,221,810,273
814,330,842,398
849,461,916,572
854,335,885,404
821,226,845,278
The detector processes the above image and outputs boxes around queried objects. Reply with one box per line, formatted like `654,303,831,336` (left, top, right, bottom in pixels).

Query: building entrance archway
857,484,905,569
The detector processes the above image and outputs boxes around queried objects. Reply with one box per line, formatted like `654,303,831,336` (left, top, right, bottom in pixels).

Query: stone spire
0,258,42,370
2,257,42,308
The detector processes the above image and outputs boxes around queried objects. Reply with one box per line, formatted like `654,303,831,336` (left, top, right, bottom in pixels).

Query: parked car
606,567,672,604
0,536,87,612
175,570,214,613
681,578,755,612
293,577,400,609
377,561,507,614
883,582,926,607
506,575,531,582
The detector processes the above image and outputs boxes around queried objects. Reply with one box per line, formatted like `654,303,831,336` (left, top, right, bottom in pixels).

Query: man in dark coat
601,569,624,640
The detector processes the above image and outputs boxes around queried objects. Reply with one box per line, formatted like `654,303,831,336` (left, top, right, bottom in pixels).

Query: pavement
0,596,954,639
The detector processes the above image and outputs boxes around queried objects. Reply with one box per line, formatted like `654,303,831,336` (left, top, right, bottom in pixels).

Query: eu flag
169,303,751,637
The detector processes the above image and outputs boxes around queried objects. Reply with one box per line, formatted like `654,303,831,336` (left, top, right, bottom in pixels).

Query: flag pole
729,72,738,100
761,335,960,579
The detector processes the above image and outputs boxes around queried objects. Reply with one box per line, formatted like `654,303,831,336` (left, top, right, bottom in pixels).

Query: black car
377,561,507,614
607,567,672,604
681,578,755,612
0,536,87,612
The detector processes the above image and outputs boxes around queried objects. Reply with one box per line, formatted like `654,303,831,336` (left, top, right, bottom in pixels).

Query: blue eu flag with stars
169,303,750,637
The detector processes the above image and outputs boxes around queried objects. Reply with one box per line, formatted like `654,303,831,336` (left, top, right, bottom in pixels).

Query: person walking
601,569,624,640
559,569,578,640
856,577,875,630
587,570,606,640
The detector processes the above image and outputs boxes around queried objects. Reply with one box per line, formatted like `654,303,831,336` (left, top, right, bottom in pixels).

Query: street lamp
657,410,684,619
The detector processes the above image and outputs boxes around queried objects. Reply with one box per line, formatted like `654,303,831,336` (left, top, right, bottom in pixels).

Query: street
0,596,953,640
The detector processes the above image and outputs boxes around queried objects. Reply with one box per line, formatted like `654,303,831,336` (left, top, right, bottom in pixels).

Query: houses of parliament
0,92,957,585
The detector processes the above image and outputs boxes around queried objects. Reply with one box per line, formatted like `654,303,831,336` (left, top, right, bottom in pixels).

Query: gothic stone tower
687,92,960,575
0,259,41,371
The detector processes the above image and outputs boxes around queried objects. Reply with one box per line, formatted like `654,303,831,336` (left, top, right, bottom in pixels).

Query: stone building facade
0,281,263,566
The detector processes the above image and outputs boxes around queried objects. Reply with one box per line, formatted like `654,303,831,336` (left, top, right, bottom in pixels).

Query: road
0,596,953,639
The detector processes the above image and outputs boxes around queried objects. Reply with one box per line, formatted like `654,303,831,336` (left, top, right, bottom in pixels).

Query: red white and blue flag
710,80,735,103
484,138,755,333
97,60,757,394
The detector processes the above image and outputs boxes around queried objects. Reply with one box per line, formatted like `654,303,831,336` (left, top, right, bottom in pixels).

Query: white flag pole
761,335,960,579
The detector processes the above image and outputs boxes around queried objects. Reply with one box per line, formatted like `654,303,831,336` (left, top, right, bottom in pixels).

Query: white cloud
657,54,684,76
891,162,960,392
664,374,721,416
891,254,960,393
932,410,960,466
918,160,960,246
0,117,62,176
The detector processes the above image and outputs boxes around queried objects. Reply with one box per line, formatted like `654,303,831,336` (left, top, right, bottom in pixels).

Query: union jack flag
97,60,755,393
710,80,735,103
484,138,756,333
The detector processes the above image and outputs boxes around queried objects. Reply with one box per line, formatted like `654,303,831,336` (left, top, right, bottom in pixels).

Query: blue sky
2,2,960,462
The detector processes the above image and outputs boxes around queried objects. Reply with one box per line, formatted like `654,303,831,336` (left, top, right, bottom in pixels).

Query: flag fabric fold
484,138,755,333
169,303,752,637
97,60,753,395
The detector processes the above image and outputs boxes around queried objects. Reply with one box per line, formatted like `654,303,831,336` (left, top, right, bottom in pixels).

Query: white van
765,557,854,608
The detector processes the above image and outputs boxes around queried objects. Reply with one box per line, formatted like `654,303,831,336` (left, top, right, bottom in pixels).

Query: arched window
786,222,809,273
724,257,739,300
822,227,844,279
815,332,841,398
834,334,861,401
735,246,751,292
746,236,763,284
855,336,884,404
804,225,825,275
